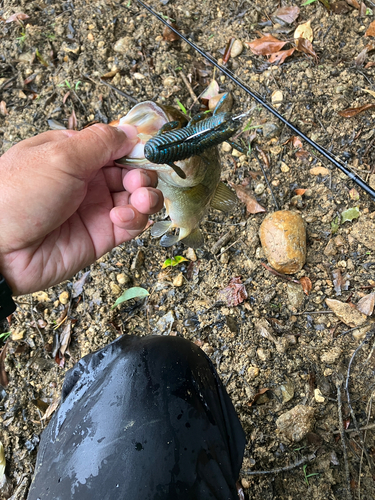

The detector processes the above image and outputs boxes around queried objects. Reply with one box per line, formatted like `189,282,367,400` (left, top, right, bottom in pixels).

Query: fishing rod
135,0,375,200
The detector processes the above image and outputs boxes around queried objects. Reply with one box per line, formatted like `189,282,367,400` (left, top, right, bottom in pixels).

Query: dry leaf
346,0,361,8
248,387,270,407
67,108,77,130
299,276,312,295
246,34,288,56
362,88,375,99
357,293,375,316
295,188,307,195
325,298,367,327
101,69,119,79
269,47,295,64
0,341,9,388
354,44,375,66
338,103,375,117
162,22,180,42
310,166,329,176
5,12,29,22
41,397,61,421
59,321,72,357
0,101,8,116
273,6,300,24
200,79,220,100
365,61,375,68
295,38,318,60
218,277,248,307
332,269,350,295
331,1,351,14
229,182,266,214
294,20,313,42
295,150,310,160
255,146,270,169
359,2,367,16
72,271,91,298
366,20,375,37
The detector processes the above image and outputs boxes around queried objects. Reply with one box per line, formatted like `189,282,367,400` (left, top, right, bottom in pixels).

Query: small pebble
173,273,184,287
59,291,70,305
113,37,131,53
259,210,306,274
287,283,305,309
220,252,230,264
185,247,197,261
321,346,342,364
276,405,315,442
110,282,121,296
271,90,283,108
163,76,175,87
254,183,265,195
230,39,243,58
116,273,130,285
314,388,325,403
256,347,268,361
247,366,259,380
222,142,232,153
280,162,289,172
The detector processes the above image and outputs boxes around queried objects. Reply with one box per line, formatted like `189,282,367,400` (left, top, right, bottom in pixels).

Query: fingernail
149,190,160,209
140,171,152,187
116,124,139,141
118,207,135,223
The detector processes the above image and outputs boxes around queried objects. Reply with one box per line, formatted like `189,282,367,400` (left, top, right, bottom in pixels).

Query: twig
179,71,198,103
332,422,375,434
345,329,375,474
261,262,299,284
82,74,138,104
253,146,279,210
241,453,316,476
29,296,44,345
336,377,352,500
211,229,233,254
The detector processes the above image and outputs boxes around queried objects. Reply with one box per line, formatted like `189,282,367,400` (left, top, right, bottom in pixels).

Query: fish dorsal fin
151,221,172,238
160,233,180,247
181,228,204,249
210,182,237,212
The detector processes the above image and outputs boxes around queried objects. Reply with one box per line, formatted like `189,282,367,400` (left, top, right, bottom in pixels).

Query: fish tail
160,233,180,247
180,228,204,249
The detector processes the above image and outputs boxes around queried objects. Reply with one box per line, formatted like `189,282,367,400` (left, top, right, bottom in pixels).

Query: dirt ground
1,0,375,498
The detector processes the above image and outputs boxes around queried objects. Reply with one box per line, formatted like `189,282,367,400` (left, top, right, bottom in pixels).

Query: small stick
211,229,233,254
332,422,375,434
336,378,352,499
241,453,316,476
82,74,138,104
179,71,198,103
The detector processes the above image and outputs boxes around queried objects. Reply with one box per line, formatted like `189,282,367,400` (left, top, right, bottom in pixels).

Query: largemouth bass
111,101,237,248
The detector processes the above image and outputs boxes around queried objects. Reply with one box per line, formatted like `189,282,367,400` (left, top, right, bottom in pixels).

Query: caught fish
110,101,237,248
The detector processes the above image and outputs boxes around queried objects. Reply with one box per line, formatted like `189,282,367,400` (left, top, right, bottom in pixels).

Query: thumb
62,123,138,179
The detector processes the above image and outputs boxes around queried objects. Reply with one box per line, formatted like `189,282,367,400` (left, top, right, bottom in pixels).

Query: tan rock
59,291,70,305
259,210,306,274
325,298,367,327
276,405,315,442
350,216,375,251
230,39,243,58
173,273,184,287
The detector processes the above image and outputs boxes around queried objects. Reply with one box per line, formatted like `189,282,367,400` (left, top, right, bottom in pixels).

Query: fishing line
135,0,375,200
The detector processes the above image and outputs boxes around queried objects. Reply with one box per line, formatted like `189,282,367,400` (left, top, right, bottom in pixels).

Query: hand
0,124,164,295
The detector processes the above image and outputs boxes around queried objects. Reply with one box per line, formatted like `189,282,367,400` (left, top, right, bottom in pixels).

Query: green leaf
111,287,149,309
176,99,187,115
366,7,373,14
331,215,340,234
301,0,317,5
0,332,11,341
341,206,360,224
162,256,188,269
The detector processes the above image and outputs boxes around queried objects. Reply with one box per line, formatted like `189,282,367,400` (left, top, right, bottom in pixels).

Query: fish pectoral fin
160,233,180,247
151,221,172,238
210,182,237,212
181,228,204,249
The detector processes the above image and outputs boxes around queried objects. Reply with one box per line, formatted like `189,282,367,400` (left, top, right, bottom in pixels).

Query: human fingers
110,204,149,231
103,168,158,193
57,123,138,180
129,187,163,215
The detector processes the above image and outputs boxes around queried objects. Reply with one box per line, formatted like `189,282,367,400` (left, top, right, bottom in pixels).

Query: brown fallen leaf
346,0,361,8
366,20,375,36
295,150,310,160
200,79,220,100
218,276,248,307
299,276,312,295
229,182,266,215
0,101,8,116
359,2,367,16
365,61,375,68
0,341,9,387
354,44,375,66
223,37,235,64
162,22,180,42
331,1,351,14
41,397,61,421
269,47,295,65
67,108,77,130
5,12,29,22
338,103,375,117
325,298,367,327
101,69,120,79
255,146,270,169
332,269,350,295
295,38,318,61
248,387,270,407
294,20,313,42
246,34,288,56
273,6,300,24
295,188,307,195
357,292,375,316
59,321,72,357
